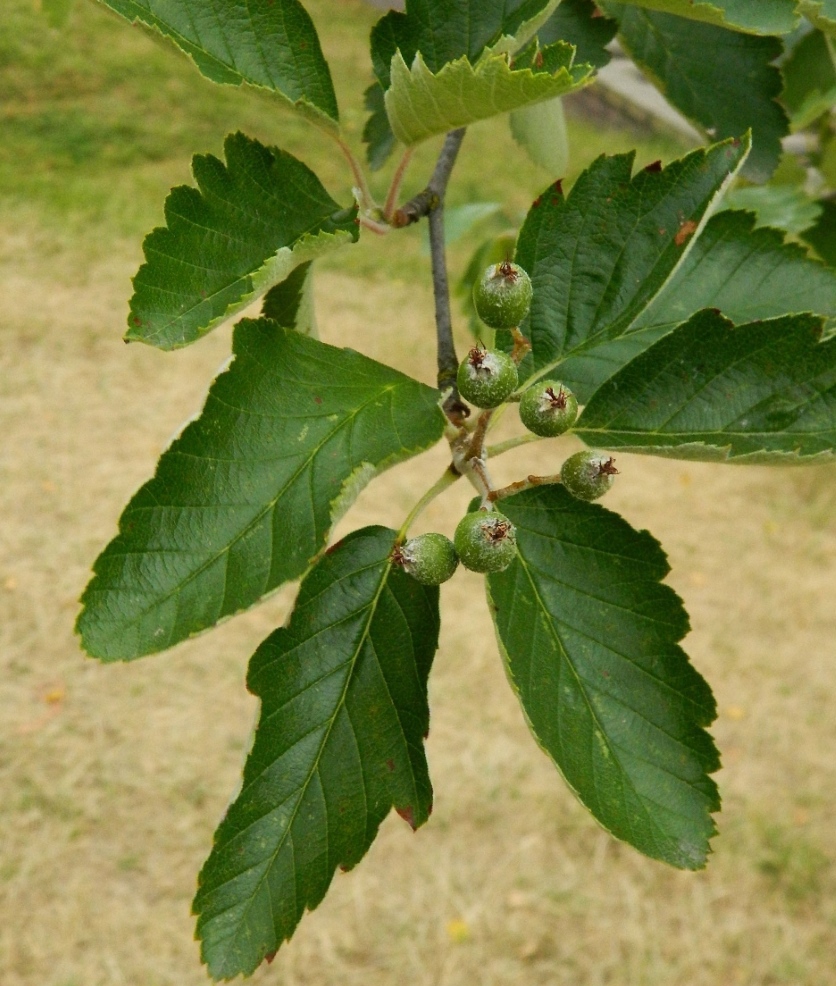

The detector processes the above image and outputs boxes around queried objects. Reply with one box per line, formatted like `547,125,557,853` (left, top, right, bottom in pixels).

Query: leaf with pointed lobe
194,526,439,979
487,485,720,869
126,133,357,350
77,320,445,661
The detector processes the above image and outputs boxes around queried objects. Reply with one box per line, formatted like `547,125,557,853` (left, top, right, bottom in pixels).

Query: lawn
2,2,836,984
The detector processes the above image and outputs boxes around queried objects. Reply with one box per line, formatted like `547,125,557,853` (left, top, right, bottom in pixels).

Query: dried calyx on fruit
393,533,459,586
472,260,533,329
454,509,517,574
561,450,619,502
519,380,578,437
457,344,518,409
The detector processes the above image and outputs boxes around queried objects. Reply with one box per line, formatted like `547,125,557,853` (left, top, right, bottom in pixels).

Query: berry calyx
454,509,517,574
560,450,619,502
472,260,533,329
519,380,579,437
457,345,519,409
393,533,459,586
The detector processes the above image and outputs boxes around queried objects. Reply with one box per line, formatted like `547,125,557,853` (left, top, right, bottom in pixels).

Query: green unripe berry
453,509,517,574
395,533,459,586
457,345,519,409
472,260,533,329
560,450,619,502
519,380,578,437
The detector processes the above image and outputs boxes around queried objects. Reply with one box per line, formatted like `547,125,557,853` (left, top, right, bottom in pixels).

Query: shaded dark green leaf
487,486,719,869
362,82,397,171
194,526,439,980
261,262,315,335
576,309,836,462
601,0,798,35
538,0,618,68
96,0,339,125
126,133,357,350
781,28,836,128
609,4,787,182
802,199,836,266
77,320,445,661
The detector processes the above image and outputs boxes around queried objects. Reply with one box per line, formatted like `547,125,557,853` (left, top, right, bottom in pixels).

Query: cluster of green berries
394,509,518,586
396,262,620,586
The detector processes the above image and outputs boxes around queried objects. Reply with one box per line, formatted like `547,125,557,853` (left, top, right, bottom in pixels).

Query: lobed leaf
95,0,339,126
556,209,836,399
383,42,593,146
487,486,720,869
576,310,836,462
609,5,788,182
77,320,445,661
126,133,357,350
194,527,439,980
514,137,750,385
599,0,798,35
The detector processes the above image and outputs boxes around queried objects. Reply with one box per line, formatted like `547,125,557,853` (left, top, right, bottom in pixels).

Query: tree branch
417,129,469,423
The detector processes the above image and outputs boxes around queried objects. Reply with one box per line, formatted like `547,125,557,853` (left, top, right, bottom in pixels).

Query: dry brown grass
2,211,836,986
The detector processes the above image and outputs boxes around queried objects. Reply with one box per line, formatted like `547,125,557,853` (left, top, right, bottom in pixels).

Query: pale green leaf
488,486,720,869
724,184,822,233
800,0,836,36
384,42,593,146
576,310,836,462
194,527,438,979
126,133,357,350
77,319,445,661
94,0,339,126
510,95,570,174
781,28,836,128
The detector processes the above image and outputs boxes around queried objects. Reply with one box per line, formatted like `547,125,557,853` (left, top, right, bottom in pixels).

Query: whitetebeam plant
75,0,836,979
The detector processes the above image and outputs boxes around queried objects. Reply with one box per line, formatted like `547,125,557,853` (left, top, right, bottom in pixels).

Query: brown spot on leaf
386,758,395,772
675,220,698,246
314,396,323,404
644,160,662,173
396,805,417,831
265,951,278,965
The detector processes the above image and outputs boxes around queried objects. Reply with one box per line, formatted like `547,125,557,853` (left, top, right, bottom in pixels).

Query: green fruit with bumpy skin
561,450,619,501
457,346,518,409
519,380,578,437
472,260,533,329
396,533,459,586
454,509,517,574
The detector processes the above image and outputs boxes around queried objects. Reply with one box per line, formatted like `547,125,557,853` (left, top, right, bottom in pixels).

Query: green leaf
370,0,561,91
537,0,619,68
557,210,836,399
41,0,74,27
609,5,787,182
77,320,445,661
487,486,719,869
802,199,836,265
362,82,397,172
724,184,822,233
576,309,836,462
510,95,570,174
126,133,358,350
781,28,836,128
599,0,798,35
95,0,339,127
800,0,836,36
194,526,439,979
261,261,316,337
383,41,593,146
514,137,750,382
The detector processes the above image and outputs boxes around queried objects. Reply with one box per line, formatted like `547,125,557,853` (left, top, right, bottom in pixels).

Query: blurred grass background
2,1,836,984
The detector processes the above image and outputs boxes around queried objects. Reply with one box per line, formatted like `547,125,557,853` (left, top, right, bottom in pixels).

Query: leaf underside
95,0,339,125
194,527,439,980
558,209,836,399
513,136,750,390
576,309,836,463
800,0,836,36
384,42,593,146
126,133,357,350
610,5,787,183
487,486,720,870
77,320,445,661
